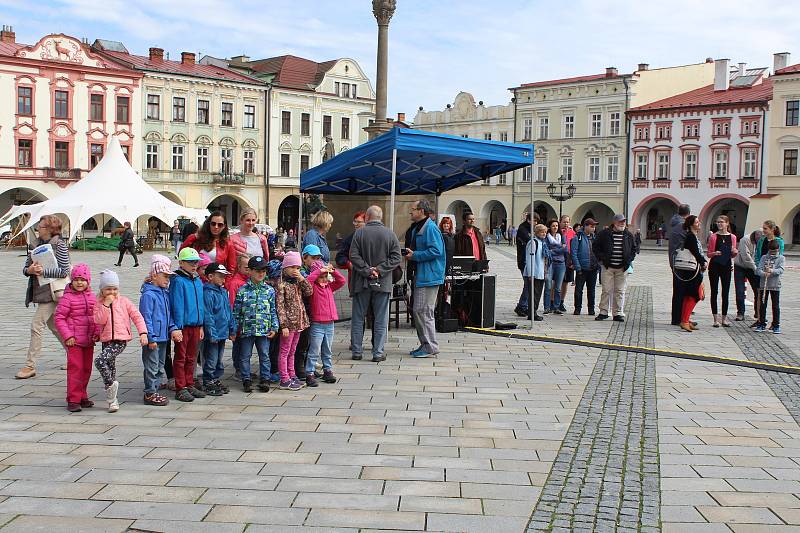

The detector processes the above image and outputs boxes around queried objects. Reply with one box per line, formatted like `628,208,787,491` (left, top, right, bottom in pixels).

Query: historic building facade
413,92,515,233
747,53,800,246
94,41,268,226
627,59,772,240
511,61,714,228
0,29,142,229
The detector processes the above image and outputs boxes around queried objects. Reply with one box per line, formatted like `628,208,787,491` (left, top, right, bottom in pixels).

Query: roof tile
100,50,262,85
516,72,625,89
776,63,800,75
628,78,772,113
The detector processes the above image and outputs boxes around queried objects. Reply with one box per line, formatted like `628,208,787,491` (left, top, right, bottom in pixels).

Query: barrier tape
465,327,800,376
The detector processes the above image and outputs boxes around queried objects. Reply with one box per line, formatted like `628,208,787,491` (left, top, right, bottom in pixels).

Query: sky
3,0,800,121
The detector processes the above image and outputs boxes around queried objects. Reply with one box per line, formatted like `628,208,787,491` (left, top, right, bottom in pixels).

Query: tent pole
298,192,303,244
529,158,536,331
389,148,397,232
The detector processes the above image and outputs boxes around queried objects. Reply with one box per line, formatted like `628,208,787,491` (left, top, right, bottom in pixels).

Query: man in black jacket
514,213,533,316
592,214,636,322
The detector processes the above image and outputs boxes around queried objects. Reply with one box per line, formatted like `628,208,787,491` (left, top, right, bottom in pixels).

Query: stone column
365,0,396,140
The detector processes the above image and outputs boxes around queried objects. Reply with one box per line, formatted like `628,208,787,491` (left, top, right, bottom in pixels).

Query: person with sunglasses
180,211,237,276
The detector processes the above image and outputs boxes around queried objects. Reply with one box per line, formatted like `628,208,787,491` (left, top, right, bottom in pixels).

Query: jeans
708,262,732,316
142,342,167,394
544,262,566,310
734,266,759,317
517,270,529,312
239,336,271,381
412,285,439,353
306,322,335,374
573,269,598,313
757,290,780,328
172,238,182,256
526,278,545,317
351,289,390,358
202,339,226,382
231,338,242,371
599,267,627,317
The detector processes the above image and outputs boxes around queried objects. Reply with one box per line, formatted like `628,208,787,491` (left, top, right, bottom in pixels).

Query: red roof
99,50,262,85
247,55,336,90
776,63,800,75
0,41,25,57
515,72,625,89
628,79,773,113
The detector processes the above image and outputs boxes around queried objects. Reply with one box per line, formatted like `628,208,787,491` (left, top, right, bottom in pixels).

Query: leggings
117,245,138,266
681,296,698,324
708,262,732,316
94,340,127,387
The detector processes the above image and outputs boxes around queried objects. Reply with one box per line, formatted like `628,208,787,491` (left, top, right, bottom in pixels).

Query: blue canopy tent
300,127,534,230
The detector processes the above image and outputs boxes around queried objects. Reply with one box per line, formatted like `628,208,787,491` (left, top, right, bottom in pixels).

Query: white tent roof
0,137,209,239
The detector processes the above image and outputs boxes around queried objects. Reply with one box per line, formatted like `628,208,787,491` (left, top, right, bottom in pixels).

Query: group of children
54,244,346,412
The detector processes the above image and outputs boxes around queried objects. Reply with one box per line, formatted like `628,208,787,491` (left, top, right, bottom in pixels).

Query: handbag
673,248,698,272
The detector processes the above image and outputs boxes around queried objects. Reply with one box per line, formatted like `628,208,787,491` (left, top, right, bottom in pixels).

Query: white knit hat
150,254,174,276
98,269,120,290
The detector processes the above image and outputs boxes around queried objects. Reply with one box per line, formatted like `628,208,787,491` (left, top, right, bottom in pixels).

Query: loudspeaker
479,274,496,328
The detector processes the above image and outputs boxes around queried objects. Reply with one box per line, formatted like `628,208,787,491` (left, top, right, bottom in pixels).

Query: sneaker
306,375,319,387
409,346,423,355
314,370,323,378
291,377,306,389
287,379,303,392
573,310,581,315
755,325,766,333
322,370,337,384
558,304,567,313
543,308,552,315
175,388,194,402
595,314,609,321
411,348,432,358
205,381,223,397
534,315,544,321
735,314,745,321
279,380,292,390
258,378,270,392
513,306,528,317
219,382,230,394
553,309,563,315
106,381,119,412
242,380,253,393
352,354,363,361
143,393,169,406
15,366,36,379
80,399,94,409
588,310,596,316
187,386,206,399
67,402,81,412
371,355,386,363
773,326,782,334
613,315,625,322
108,399,119,413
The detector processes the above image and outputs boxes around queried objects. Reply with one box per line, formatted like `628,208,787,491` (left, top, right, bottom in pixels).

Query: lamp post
546,175,576,220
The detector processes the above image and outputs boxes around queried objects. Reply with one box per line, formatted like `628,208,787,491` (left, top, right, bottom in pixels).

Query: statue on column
322,135,336,162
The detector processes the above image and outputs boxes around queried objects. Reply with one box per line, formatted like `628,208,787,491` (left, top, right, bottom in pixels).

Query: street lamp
546,175,576,220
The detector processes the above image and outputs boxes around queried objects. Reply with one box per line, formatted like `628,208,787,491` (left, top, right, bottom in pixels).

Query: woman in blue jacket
303,211,333,263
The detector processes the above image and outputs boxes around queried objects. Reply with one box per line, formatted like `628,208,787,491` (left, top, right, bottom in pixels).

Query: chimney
0,25,15,44
738,62,746,76
774,52,791,73
714,59,730,91
181,52,195,65
230,55,249,64
605,67,618,77
637,63,649,71
397,112,405,122
149,47,164,62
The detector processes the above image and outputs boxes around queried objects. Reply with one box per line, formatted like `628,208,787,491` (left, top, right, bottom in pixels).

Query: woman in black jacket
677,215,707,332
115,221,139,267
438,216,456,272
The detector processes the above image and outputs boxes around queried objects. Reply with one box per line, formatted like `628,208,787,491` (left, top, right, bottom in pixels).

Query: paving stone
131,519,245,533
98,501,212,521
0,515,133,533
91,484,205,503
0,479,104,499
294,492,399,511
204,504,309,525
304,508,425,530
0,495,112,517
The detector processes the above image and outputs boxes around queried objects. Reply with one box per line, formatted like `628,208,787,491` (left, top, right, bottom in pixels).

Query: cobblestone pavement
0,247,795,531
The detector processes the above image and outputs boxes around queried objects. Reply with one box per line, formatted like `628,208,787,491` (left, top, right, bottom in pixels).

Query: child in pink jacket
55,264,102,412
304,260,345,387
93,269,148,412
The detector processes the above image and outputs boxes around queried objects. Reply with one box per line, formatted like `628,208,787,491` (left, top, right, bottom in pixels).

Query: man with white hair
349,205,402,362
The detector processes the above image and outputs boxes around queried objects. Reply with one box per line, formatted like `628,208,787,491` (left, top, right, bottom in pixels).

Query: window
90,144,103,168
563,115,574,138
341,117,350,140
334,82,340,96
683,151,697,179
244,105,255,128
498,173,507,185
116,96,129,123
742,149,757,179
146,94,160,120
656,125,671,140
121,145,130,162
342,83,350,98
714,150,728,179
54,90,68,119
588,156,600,181
743,121,750,135
17,87,32,115
221,102,233,127
281,111,291,134
635,125,650,141
786,100,799,126
172,145,184,170
300,155,310,173
536,160,547,182
197,146,208,172
590,113,602,137
607,156,619,181
609,112,621,136
482,177,490,186
636,153,648,179
752,120,759,134
538,117,548,140
221,148,232,175
301,113,310,136
723,122,729,136
197,99,210,125
522,166,531,182
499,132,508,142
173,97,185,122
523,116,533,140
484,132,492,140
656,152,670,179
352,84,357,99
17,139,32,167
280,153,290,177
322,115,332,137
90,94,103,121
54,141,69,169
784,149,798,175
561,156,573,181
146,144,159,169
683,122,699,139
243,150,255,174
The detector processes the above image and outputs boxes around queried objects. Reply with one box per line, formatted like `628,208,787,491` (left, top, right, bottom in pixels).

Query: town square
0,1,798,531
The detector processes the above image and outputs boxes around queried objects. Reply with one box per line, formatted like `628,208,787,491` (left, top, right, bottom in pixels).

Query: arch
787,205,800,245
208,193,252,225
143,131,162,142
573,201,615,227
445,200,473,228
0,187,48,220
159,190,183,206
242,138,259,149
480,200,508,232
631,193,681,240
522,201,557,225
278,195,300,232
219,137,236,147
170,133,188,144
81,218,98,231
698,194,750,239
279,141,293,152
299,143,312,154
195,134,213,145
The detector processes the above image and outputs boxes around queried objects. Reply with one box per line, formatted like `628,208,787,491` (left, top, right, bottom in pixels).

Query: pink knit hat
150,254,174,276
71,263,91,284
310,260,325,273
281,251,302,269
197,252,212,269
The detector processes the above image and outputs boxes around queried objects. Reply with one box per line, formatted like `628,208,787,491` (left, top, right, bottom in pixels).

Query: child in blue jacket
202,262,236,395
169,247,206,402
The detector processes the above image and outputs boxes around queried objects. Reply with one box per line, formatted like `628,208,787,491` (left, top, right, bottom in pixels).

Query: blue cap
302,244,322,257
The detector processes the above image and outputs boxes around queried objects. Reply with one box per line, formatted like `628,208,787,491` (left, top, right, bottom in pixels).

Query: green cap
177,247,201,262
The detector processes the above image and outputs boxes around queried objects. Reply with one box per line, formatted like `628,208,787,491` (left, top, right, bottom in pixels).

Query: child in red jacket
304,260,345,386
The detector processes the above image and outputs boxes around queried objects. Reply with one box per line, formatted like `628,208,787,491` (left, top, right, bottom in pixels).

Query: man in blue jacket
404,199,445,358
570,218,599,315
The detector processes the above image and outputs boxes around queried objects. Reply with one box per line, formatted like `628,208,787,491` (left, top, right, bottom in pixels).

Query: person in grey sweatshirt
669,204,691,325
733,230,761,321
754,240,784,334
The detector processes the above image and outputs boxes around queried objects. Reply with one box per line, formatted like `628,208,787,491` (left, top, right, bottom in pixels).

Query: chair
389,282,411,330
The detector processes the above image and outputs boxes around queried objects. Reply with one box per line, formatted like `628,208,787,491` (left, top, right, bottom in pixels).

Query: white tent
0,137,208,239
